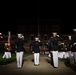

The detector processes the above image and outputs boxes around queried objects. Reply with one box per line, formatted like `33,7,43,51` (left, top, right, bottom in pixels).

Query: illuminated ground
0,54,76,75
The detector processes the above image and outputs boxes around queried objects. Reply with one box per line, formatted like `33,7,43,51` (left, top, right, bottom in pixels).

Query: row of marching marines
1,28,76,68
46,28,76,68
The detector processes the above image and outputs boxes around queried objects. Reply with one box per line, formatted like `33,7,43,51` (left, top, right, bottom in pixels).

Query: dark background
0,1,76,35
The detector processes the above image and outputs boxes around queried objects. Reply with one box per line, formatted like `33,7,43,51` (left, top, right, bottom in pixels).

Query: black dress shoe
17,67,22,69
34,64,39,66
34,64,37,66
54,67,58,68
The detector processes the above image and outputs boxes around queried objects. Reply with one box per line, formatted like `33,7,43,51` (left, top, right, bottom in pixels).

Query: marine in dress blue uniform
15,34,25,68
32,37,41,66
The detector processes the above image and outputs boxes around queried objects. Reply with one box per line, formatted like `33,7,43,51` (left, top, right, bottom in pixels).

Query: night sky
0,1,76,35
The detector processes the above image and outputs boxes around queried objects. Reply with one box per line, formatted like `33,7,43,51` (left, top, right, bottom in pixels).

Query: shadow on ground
45,58,54,67
64,61,76,72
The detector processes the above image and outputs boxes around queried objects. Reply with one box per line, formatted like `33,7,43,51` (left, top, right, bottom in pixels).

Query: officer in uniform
48,32,61,68
15,33,25,69
2,43,10,59
71,29,76,65
63,36,71,58
32,37,41,66
66,35,74,64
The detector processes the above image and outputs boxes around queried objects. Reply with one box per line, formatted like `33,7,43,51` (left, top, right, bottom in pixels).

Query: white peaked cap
73,28,76,32
35,37,39,40
17,34,22,38
52,32,57,35
17,33,22,35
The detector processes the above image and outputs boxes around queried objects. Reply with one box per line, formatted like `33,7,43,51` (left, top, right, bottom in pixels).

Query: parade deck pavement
0,54,76,75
